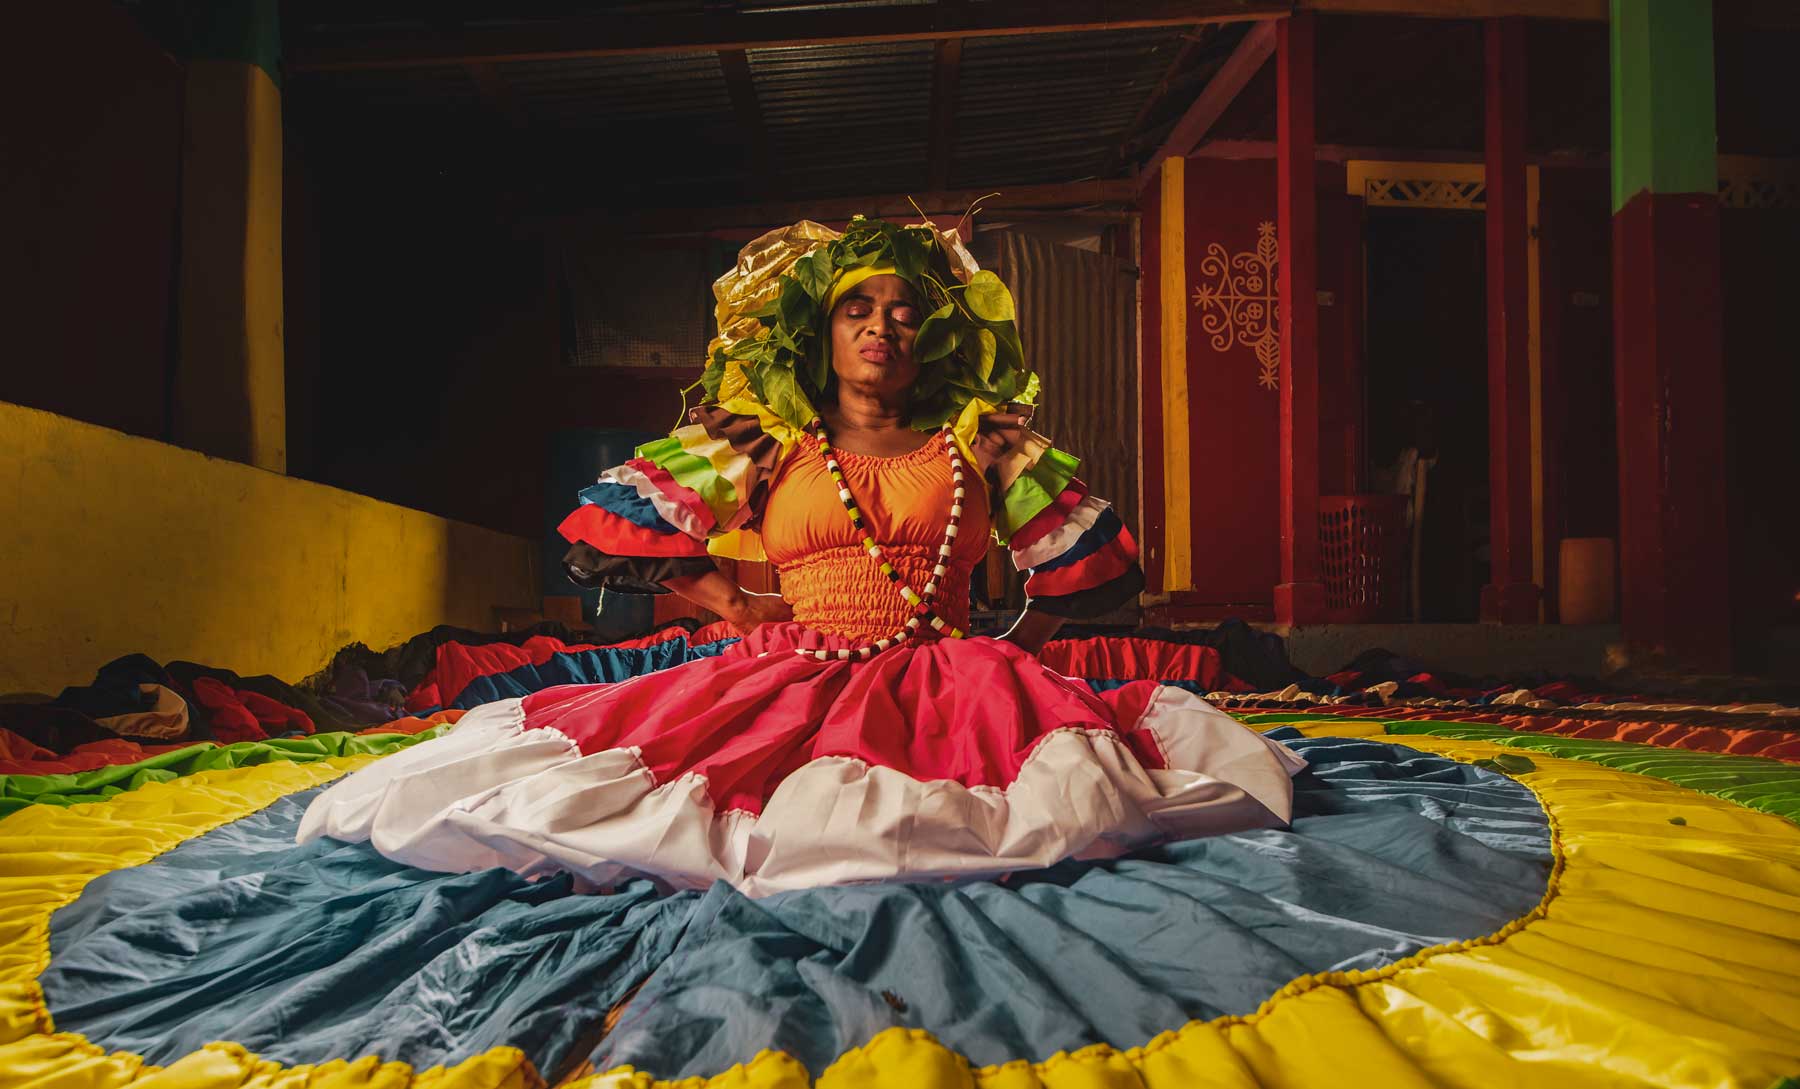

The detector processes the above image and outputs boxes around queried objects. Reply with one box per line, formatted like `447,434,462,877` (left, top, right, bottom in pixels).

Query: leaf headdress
693,216,1038,435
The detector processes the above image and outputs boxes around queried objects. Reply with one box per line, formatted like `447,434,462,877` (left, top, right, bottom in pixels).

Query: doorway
1363,207,1489,621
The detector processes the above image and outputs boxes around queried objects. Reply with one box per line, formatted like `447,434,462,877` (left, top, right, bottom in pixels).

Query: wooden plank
927,38,965,192
717,48,770,192
540,179,1139,236
1296,0,1605,18
1274,11,1325,625
1135,20,1277,194
1158,157,1193,592
289,0,1287,72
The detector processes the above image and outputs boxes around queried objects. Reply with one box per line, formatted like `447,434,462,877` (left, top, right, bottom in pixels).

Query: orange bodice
760,433,991,643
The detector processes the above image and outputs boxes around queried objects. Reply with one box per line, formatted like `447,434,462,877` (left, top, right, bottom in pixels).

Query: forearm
661,568,751,623
999,608,1065,655
662,567,791,633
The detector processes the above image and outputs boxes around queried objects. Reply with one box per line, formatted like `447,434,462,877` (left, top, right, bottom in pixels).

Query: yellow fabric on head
825,263,900,313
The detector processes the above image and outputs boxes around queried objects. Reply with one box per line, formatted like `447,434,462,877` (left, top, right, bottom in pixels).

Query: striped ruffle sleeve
558,401,792,594
975,406,1145,619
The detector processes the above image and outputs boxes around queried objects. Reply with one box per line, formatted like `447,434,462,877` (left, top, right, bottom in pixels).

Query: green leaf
806,343,830,394
970,327,998,382
757,361,815,429
892,229,927,283
965,270,1015,323
748,297,781,323
792,249,833,301
915,303,965,364
1017,371,1041,405
991,320,1024,374
777,276,815,335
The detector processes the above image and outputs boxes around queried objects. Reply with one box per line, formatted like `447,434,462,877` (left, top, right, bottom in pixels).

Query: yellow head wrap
824,263,901,313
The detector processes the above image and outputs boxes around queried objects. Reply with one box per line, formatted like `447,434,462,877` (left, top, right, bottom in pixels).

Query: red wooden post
1275,12,1325,626
1610,0,1731,670
1481,17,1541,624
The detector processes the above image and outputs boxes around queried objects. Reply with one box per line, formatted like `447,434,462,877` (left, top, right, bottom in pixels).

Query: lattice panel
1362,177,1487,209
1719,177,1800,210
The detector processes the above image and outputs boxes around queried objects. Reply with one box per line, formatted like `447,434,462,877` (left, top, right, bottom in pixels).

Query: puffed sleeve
972,405,1145,618
558,400,794,594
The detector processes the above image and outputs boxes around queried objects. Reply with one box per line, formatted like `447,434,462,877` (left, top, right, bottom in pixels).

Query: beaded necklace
796,415,969,661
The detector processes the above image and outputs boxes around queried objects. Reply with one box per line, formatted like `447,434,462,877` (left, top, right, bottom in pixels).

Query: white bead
929,616,947,631
923,582,938,597
877,638,892,650
906,617,920,629
858,647,872,659
838,489,852,502
951,504,962,518
794,648,810,657
945,524,958,537
940,544,954,556
815,649,829,661
932,563,946,577
895,629,909,641
837,648,851,660
954,487,964,498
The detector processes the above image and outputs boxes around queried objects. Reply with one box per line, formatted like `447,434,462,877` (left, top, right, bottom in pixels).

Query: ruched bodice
761,433,991,642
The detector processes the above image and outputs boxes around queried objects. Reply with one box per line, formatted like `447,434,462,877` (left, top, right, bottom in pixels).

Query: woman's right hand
729,591,794,635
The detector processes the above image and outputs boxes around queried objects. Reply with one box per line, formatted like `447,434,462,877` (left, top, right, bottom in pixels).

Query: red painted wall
1140,157,1356,611
1181,158,1283,605
2,3,182,441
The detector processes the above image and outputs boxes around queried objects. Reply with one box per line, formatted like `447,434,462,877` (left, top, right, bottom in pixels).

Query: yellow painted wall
0,401,537,694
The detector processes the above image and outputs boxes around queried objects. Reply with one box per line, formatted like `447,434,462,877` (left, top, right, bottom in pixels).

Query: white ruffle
300,688,1300,897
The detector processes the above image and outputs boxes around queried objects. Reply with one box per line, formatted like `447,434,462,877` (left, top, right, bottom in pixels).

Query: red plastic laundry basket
1318,495,1410,623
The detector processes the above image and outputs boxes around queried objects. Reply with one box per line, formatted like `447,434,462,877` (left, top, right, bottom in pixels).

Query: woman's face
827,273,924,400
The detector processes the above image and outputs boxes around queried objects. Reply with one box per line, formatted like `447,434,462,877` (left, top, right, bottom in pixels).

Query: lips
858,343,895,363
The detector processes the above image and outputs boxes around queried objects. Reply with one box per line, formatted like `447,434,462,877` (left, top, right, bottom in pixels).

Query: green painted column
173,0,287,472
1610,0,1716,212
1609,0,1731,669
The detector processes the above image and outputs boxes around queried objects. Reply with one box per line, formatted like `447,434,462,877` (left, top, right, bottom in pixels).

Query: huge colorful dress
299,399,1303,896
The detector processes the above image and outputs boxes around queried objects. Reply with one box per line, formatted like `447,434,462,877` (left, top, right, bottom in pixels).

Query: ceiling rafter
717,48,771,194
543,179,1138,236
1105,24,1218,177
1134,19,1278,193
289,0,1287,72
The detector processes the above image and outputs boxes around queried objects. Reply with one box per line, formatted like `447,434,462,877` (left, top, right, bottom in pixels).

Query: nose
865,308,894,338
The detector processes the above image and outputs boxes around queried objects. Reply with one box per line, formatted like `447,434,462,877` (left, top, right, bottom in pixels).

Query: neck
828,385,909,433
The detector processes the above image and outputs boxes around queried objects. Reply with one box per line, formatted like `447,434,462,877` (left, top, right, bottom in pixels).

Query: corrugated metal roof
285,3,1210,203
750,40,934,195
954,26,1228,189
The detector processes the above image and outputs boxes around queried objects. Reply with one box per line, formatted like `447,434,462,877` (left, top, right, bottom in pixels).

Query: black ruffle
561,543,714,595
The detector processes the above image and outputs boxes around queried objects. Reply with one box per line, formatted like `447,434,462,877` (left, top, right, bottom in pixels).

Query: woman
300,218,1303,896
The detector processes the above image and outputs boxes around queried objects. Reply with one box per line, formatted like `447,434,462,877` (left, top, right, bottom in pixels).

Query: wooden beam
1193,139,1611,167
1274,11,1325,625
1295,0,1604,18
927,38,965,192
717,48,770,192
1480,17,1541,623
1107,25,1214,173
538,179,1137,236
290,0,1287,72
1134,20,1277,194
